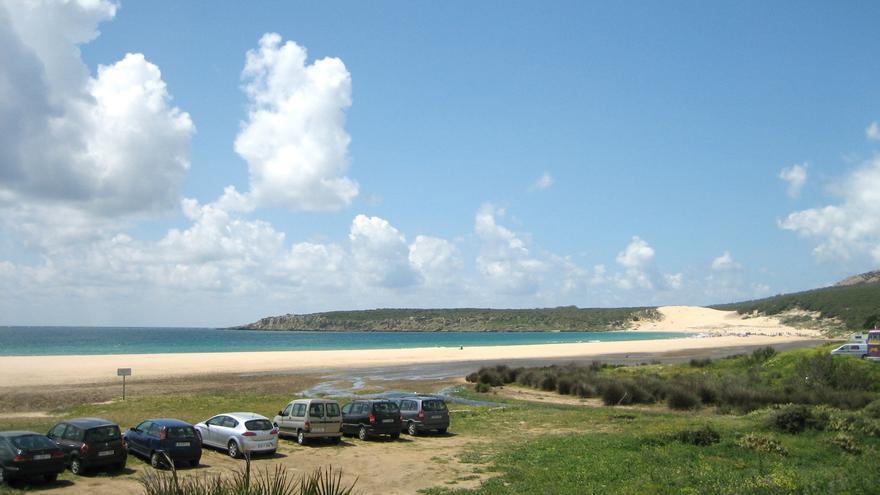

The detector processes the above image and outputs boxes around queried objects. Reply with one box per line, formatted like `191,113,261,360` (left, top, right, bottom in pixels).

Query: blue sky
1,1,879,326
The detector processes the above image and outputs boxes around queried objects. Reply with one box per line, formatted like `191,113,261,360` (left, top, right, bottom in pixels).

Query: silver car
273,399,342,445
194,412,277,459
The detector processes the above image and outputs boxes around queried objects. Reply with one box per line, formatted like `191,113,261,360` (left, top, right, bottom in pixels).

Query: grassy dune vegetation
236,306,660,331
712,280,880,331
4,345,880,494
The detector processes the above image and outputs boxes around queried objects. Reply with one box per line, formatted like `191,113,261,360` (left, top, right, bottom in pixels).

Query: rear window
372,402,399,413
86,426,121,442
309,403,324,417
166,426,196,439
10,435,57,451
326,403,340,417
422,400,447,411
245,419,273,431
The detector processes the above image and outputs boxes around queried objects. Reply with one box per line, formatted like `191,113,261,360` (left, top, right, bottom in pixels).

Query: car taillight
304,420,311,432
242,431,256,437
80,443,89,455
270,428,279,435
159,428,167,441
368,413,376,424
13,453,32,462
418,410,425,419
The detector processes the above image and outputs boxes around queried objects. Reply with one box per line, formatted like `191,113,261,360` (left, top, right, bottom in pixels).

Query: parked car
194,413,277,458
0,432,65,485
392,396,450,435
274,399,342,445
124,419,201,468
831,342,868,358
341,400,401,441
47,417,126,475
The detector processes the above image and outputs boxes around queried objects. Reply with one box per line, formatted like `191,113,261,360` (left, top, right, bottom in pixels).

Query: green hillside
712,280,880,331
234,306,660,332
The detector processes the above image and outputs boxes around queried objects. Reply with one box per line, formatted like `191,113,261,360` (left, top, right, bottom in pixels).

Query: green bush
475,382,492,393
667,388,701,410
863,398,880,419
750,346,777,363
601,381,628,406
674,425,720,446
770,405,813,434
735,433,788,455
831,433,861,455
689,357,712,368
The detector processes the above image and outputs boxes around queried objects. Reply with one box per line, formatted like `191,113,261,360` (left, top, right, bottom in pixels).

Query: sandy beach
0,306,825,388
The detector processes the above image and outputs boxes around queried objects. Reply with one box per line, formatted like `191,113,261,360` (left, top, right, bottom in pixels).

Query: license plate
98,450,114,457
431,415,442,419
382,419,394,423
258,442,273,449
176,442,190,447
312,427,324,432
34,454,51,460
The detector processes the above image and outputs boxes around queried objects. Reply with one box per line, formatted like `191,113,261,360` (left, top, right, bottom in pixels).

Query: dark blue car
123,419,201,468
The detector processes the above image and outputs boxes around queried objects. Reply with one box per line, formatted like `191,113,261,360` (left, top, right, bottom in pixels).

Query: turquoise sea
0,327,691,356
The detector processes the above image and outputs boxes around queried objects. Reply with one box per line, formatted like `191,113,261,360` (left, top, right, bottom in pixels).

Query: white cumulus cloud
779,163,808,198
349,215,419,288
711,251,740,271
0,0,194,217
780,155,880,263
867,121,880,141
235,33,358,211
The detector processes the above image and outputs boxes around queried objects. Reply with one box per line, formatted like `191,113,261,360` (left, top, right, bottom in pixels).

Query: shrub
556,377,574,395
573,381,597,398
474,382,491,393
750,346,777,363
540,374,557,392
770,405,812,434
667,388,701,410
735,433,787,455
674,425,720,446
831,433,861,455
696,382,718,405
601,381,629,406
689,357,712,368
465,372,479,383
863,399,880,419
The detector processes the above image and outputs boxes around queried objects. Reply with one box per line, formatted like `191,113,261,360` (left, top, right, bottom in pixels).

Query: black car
47,417,126,475
393,396,450,435
340,400,401,440
0,432,65,485
124,418,201,468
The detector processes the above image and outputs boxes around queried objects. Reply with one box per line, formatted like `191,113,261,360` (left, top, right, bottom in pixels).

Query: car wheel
358,426,368,441
297,431,307,445
150,452,163,469
70,457,83,475
227,440,240,459
44,473,58,482
408,422,418,436
438,427,448,434
331,436,341,445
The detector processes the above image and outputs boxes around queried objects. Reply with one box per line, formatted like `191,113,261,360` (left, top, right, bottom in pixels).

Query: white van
831,342,867,358
273,399,342,445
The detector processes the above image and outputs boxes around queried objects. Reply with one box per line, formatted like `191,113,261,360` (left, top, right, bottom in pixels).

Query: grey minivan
273,399,342,445
393,396,449,435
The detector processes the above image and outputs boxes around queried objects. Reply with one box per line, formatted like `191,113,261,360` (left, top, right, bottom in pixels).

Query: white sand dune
635,305,822,337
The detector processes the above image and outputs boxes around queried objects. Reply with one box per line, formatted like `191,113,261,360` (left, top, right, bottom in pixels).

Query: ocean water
0,327,691,356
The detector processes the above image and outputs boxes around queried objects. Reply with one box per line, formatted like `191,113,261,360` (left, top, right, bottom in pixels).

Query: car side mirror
278,410,283,416
129,427,136,432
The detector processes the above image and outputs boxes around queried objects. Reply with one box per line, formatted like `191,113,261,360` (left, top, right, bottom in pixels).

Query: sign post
117,368,132,400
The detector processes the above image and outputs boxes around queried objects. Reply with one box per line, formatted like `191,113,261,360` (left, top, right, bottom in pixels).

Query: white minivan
273,399,342,445
831,342,867,358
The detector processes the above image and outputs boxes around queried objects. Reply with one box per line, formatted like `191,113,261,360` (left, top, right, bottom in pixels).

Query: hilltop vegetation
235,306,660,331
712,277,880,331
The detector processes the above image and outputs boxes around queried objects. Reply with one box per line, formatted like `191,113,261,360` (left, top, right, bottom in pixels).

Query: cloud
408,235,461,286
235,33,358,211
779,163,808,198
474,204,547,294
867,122,880,141
614,236,656,289
711,251,740,271
780,155,880,263
0,0,194,217
349,215,420,288
530,172,554,191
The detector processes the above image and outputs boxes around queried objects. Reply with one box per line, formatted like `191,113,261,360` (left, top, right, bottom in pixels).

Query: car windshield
372,402,399,413
86,426,121,442
245,419,273,431
309,403,325,416
326,403,340,416
422,400,447,411
166,426,196,439
10,435,57,451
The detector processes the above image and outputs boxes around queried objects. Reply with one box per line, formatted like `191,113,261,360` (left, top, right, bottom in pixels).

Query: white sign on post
117,368,132,399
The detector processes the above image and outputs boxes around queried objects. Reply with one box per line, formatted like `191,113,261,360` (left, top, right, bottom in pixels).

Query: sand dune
635,305,822,337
